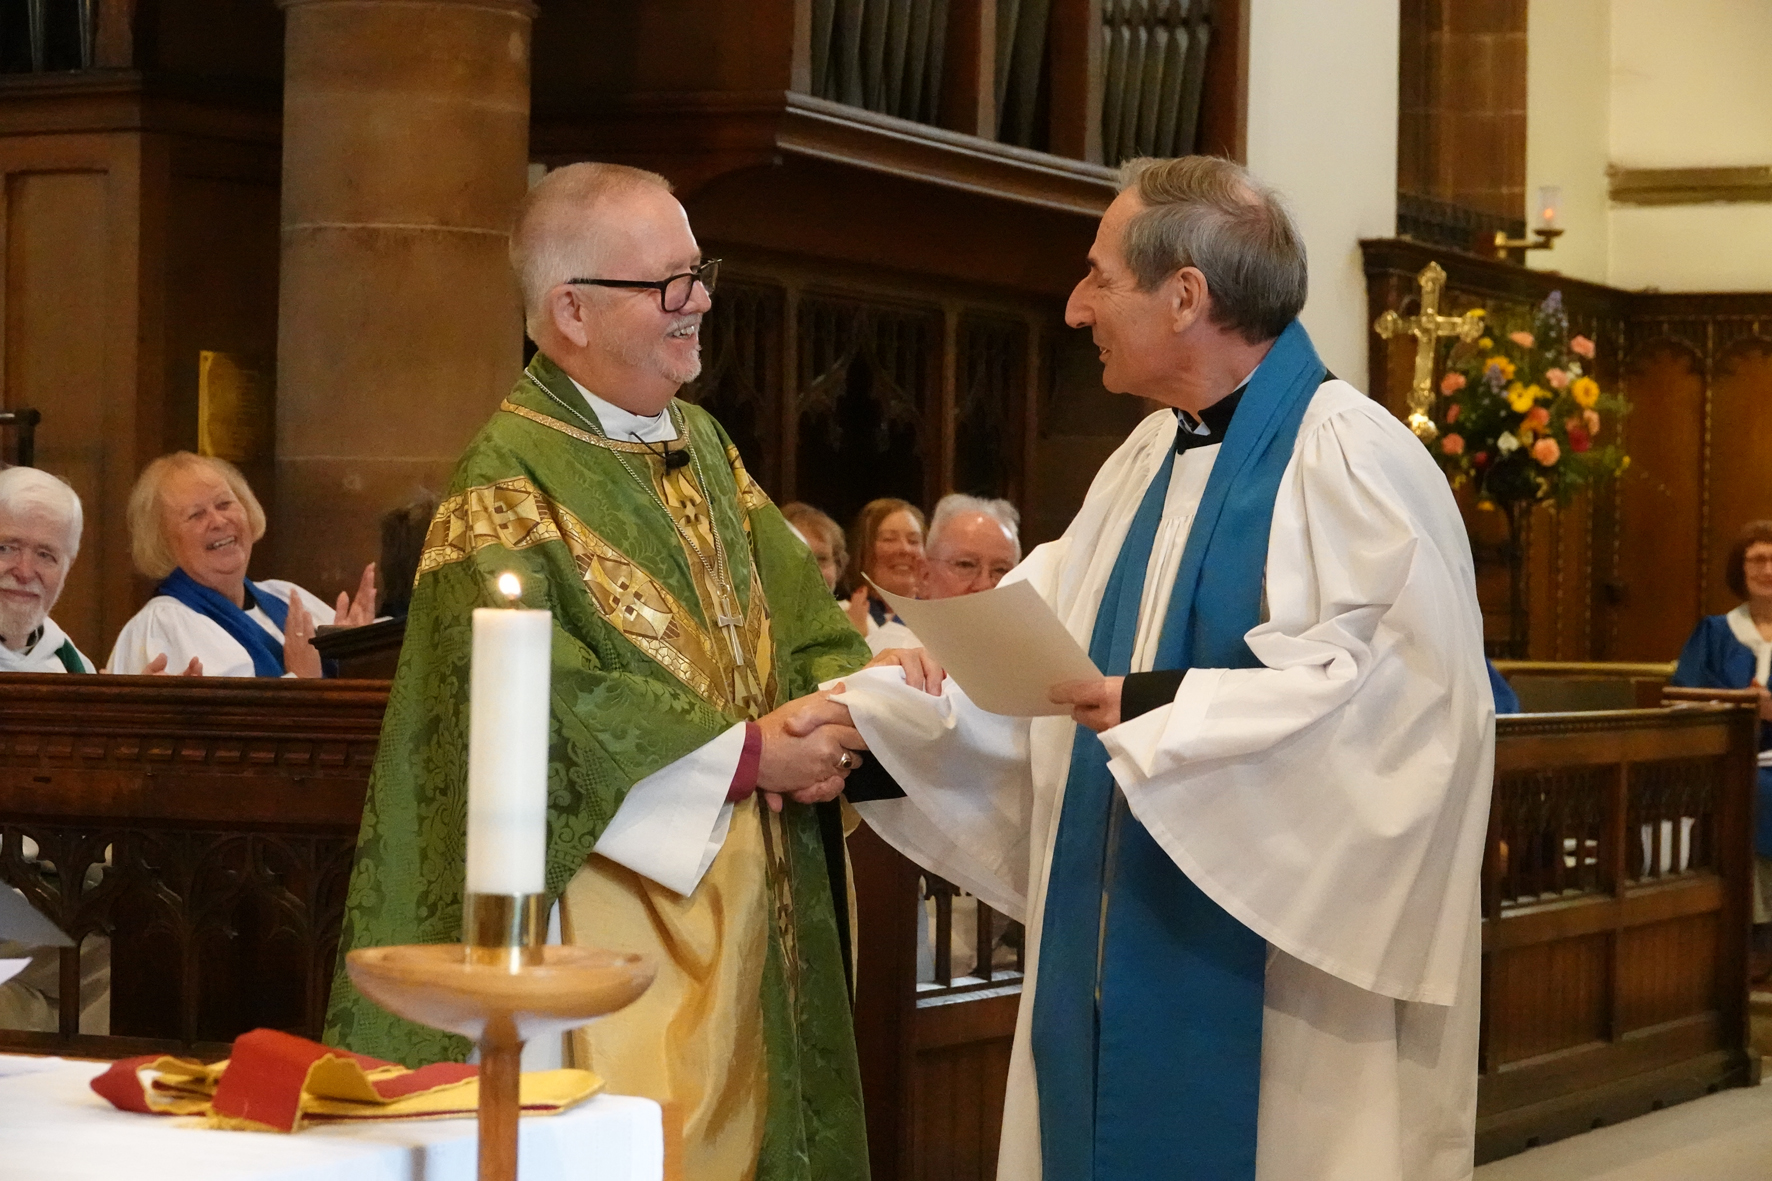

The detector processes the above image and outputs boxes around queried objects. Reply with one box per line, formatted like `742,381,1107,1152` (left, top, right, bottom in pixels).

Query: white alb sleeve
591,721,744,896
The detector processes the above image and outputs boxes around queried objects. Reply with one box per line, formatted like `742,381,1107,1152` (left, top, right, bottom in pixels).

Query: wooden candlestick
347,944,655,1181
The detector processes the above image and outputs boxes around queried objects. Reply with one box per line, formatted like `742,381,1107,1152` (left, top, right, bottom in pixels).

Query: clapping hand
333,562,377,629
283,594,323,678
143,653,203,676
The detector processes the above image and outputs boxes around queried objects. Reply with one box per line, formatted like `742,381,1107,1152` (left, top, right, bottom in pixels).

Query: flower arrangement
1429,291,1629,508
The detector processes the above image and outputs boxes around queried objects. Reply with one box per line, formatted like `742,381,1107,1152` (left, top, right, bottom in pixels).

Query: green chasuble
324,353,873,1179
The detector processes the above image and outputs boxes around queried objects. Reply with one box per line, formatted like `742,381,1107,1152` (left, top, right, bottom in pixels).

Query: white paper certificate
872,579,1101,716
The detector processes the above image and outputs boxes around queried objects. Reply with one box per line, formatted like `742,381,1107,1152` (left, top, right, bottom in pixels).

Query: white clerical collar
568,377,679,444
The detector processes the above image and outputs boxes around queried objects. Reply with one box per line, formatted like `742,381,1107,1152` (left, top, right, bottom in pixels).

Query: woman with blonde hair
107,452,376,677
844,496,924,650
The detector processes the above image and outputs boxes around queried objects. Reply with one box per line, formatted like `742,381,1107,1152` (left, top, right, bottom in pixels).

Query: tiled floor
1475,1074,1772,1181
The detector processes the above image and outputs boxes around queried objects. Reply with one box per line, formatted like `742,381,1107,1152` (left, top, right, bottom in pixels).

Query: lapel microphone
633,432,691,470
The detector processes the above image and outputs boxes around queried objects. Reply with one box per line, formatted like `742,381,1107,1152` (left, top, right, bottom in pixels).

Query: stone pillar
273,0,534,599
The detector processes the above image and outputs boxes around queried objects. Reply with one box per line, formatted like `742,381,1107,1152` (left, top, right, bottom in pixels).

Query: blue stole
1031,320,1326,1180
156,567,291,677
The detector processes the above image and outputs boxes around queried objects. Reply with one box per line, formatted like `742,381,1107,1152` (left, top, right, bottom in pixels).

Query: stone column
273,0,534,599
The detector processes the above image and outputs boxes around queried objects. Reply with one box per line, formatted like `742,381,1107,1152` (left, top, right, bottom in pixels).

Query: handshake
751,648,947,812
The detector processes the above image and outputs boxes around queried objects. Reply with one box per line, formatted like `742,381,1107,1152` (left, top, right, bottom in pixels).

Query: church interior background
2,0,1772,1177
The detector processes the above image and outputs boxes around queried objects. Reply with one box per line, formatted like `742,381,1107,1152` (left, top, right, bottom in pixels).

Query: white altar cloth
0,1055,663,1181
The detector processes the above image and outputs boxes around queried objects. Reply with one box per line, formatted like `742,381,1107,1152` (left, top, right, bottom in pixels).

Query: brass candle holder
347,892,655,1181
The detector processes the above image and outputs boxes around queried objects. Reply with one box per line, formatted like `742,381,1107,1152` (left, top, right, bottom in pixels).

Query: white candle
465,575,552,896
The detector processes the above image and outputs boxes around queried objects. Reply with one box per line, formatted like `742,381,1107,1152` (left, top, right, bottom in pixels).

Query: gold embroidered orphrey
418,474,777,719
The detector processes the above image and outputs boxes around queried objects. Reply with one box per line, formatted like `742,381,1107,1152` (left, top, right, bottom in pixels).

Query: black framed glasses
567,258,720,313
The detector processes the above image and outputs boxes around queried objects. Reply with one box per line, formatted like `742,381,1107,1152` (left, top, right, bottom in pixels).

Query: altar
0,1054,663,1180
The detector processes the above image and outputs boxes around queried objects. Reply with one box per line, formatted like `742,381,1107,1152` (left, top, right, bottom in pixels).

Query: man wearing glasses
328,163,874,1181
920,493,1022,600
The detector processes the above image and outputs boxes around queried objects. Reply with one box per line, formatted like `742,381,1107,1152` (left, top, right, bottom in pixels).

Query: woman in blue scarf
106,453,376,677
1670,519,1772,981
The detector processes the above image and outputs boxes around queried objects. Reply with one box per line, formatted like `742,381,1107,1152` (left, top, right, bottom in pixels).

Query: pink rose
1441,433,1465,456
1567,425,1591,453
1532,437,1561,466
1583,408,1600,435
1446,403,1462,423
1546,367,1570,390
1509,331,1535,349
1524,406,1550,429
1570,335,1596,358
1440,371,1467,394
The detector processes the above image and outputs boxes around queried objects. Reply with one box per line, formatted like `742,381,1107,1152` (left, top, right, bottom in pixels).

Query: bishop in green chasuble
324,353,874,1180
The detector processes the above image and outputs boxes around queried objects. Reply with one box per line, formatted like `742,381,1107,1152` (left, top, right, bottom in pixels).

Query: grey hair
508,162,675,338
0,465,83,556
1117,156,1307,343
927,493,1022,562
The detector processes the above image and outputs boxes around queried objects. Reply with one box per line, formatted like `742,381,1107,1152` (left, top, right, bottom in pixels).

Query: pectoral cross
1373,261,1485,442
716,601,747,667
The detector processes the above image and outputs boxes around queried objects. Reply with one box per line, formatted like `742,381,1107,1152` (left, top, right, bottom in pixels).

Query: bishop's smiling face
582,186,711,412
161,465,253,591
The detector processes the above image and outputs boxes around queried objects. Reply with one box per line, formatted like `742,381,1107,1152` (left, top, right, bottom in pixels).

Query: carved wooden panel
1363,238,1772,664
1705,337,1772,615
0,675,386,1057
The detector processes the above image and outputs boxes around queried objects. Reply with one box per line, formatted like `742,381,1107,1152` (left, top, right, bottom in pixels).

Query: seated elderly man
107,452,375,676
0,466,94,673
920,493,1021,599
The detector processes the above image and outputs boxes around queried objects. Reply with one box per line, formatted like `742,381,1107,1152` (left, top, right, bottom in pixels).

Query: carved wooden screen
0,675,383,1058
797,294,940,526
953,313,1029,500
686,255,1055,542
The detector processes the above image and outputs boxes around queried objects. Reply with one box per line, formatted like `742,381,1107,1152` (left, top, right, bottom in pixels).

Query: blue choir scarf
156,567,291,677
1031,319,1326,1181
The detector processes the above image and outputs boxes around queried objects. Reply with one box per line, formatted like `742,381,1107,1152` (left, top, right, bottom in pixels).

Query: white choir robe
105,579,334,676
839,381,1493,1181
0,616,94,673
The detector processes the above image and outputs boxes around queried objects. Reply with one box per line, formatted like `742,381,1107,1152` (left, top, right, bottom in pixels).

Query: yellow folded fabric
91,1028,603,1132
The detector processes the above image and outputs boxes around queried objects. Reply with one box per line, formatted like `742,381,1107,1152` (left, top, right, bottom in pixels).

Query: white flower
1498,432,1520,455
1569,362,1583,377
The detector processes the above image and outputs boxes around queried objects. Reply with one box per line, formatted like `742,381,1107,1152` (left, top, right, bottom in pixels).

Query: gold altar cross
1373,261,1485,442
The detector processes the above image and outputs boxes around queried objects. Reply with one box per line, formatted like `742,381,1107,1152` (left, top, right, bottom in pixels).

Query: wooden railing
804,0,1229,162
920,871,1023,995
1478,696,1761,1162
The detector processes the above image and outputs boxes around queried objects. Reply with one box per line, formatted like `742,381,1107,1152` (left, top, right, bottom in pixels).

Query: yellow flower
1571,376,1600,408
1517,425,1535,445
1479,337,1493,349
1488,355,1515,380
1619,455,1631,473
1507,381,1535,413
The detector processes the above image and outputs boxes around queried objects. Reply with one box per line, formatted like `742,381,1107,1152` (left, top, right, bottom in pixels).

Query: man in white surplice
831,158,1492,1180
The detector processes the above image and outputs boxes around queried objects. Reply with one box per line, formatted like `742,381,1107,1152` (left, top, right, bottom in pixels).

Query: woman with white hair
0,465,93,672
107,452,376,677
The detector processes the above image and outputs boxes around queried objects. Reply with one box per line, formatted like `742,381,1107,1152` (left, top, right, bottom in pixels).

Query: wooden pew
1477,695,1762,1161
0,674,385,1059
1493,660,1676,712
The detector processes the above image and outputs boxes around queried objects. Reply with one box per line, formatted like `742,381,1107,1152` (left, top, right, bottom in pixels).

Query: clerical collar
568,376,678,445
1174,385,1244,454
